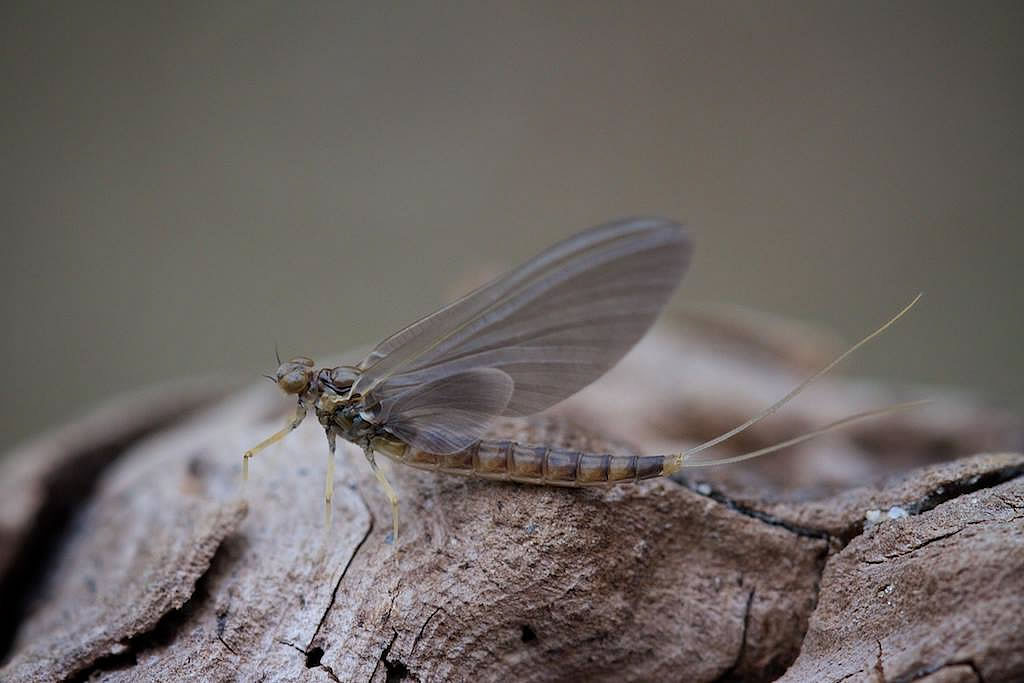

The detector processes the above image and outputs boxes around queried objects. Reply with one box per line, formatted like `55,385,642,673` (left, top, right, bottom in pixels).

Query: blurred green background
2,2,1021,452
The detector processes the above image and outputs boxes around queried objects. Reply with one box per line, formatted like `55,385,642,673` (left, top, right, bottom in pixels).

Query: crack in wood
838,463,1024,544
0,402,220,660
831,668,864,683
304,488,375,670
861,508,1022,566
685,461,1024,557
679,478,835,541
712,587,755,682
217,633,239,657
889,658,986,683
873,638,885,682
320,660,342,683
860,528,965,565
411,606,444,653
277,639,305,655
904,465,1024,516
368,630,397,683
67,536,237,682
382,588,400,627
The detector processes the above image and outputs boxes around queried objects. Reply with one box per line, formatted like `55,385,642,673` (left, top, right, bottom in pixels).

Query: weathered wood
0,319,1021,682
0,378,232,661
779,466,1024,683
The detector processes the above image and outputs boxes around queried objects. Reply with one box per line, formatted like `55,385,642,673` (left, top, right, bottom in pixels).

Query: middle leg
324,428,337,526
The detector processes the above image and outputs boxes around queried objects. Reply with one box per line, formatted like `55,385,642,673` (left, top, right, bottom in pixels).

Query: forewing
379,367,514,455
354,217,692,418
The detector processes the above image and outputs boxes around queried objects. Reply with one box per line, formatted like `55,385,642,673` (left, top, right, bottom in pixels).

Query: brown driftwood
0,316,1021,682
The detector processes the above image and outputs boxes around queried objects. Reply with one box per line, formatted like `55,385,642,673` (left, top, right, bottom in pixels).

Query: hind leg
362,447,399,545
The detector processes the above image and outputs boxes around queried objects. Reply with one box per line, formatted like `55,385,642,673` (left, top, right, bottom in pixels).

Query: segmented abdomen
373,437,671,486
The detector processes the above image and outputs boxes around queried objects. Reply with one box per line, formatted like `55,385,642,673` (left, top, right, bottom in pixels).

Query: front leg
243,401,307,480
363,447,400,546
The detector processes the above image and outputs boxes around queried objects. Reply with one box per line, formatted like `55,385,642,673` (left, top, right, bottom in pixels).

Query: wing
356,217,692,448
378,367,514,454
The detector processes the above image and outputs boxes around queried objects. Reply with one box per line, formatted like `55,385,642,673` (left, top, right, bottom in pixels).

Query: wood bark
0,315,1021,682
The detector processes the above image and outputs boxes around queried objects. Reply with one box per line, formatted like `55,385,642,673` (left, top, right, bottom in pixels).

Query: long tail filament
665,293,924,472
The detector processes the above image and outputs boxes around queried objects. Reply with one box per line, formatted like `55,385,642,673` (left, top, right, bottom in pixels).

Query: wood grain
1,318,1021,682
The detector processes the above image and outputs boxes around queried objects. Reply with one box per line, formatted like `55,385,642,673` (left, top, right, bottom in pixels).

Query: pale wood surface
1,317,1021,682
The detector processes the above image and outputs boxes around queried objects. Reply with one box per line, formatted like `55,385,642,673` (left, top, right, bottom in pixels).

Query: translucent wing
357,217,692,450
379,368,514,454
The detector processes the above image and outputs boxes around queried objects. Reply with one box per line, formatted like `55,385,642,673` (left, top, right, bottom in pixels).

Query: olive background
2,2,1021,453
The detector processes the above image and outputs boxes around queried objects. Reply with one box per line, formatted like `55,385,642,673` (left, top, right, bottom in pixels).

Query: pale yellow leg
324,430,337,527
363,448,399,546
242,403,306,480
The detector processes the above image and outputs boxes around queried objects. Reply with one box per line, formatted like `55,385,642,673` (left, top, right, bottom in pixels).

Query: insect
243,217,921,543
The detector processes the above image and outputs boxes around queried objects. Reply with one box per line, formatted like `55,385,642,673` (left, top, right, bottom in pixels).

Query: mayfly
243,217,922,543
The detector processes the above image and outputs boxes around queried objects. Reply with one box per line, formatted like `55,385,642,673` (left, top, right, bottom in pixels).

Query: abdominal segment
371,436,670,486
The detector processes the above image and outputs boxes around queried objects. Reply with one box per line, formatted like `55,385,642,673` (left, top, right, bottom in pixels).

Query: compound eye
275,361,313,394
277,369,310,394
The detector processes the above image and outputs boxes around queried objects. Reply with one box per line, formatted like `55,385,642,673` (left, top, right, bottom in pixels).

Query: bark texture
0,314,1021,682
